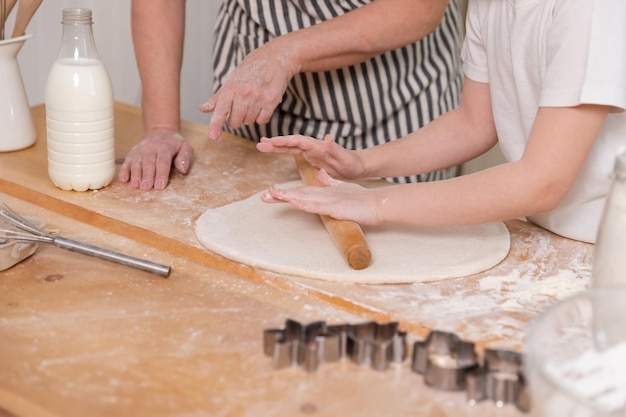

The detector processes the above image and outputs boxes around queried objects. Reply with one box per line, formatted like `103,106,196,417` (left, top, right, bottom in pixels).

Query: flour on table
195,182,511,284
543,342,626,414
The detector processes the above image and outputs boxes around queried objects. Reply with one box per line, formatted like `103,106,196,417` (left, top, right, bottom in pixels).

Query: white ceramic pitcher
0,34,36,152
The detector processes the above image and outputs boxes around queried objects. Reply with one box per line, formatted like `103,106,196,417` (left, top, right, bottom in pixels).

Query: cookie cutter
411,330,479,391
264,321,530,413
263,319,407,372
263,319,345,372
466,348,530,412
346,321,407,371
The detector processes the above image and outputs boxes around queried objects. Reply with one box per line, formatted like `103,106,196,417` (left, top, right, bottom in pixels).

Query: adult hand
256,134,365,180
261,169,384,225
118,128,195,190
199,45,296,140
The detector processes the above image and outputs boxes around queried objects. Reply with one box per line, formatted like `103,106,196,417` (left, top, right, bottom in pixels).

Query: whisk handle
53,237,171,277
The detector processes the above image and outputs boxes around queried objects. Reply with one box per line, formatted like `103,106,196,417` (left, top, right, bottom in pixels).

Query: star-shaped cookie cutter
263,319,345,372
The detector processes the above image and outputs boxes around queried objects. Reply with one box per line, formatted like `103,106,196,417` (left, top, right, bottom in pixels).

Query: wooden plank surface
0,104,594,416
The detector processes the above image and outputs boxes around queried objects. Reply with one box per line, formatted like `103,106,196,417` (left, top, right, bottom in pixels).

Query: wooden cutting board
0,104,593,417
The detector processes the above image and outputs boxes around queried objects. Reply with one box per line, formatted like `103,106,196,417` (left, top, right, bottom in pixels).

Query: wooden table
0,103,593,417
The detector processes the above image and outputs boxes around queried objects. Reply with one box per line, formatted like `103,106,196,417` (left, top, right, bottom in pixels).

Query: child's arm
258,78,498,179
263,102,611,227
374,103,610,225
358,78,499,178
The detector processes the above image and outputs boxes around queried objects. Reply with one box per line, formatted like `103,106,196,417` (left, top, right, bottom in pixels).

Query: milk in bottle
45,8,114,191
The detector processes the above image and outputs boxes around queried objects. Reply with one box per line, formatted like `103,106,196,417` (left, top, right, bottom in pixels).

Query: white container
0,34,37,152
45,8,115,191
525,289,626,417
591,148,626,350
592,149,626,287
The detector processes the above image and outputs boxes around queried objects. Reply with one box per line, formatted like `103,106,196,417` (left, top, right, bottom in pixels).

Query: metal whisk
0,200,171,277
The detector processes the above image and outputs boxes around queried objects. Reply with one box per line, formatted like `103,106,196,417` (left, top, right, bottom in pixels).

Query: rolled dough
195,182,511,284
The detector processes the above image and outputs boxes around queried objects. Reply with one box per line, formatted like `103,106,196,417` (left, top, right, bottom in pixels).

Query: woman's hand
200,44,296,140
118,128,194,190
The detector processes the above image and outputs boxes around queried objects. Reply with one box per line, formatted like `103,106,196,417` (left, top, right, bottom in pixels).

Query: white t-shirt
462,0,626,243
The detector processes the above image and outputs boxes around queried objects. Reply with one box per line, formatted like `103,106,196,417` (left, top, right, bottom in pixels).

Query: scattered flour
543,342,626,414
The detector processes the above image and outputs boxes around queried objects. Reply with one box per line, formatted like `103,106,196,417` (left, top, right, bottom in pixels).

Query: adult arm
201,0,453,140
118,0,194,190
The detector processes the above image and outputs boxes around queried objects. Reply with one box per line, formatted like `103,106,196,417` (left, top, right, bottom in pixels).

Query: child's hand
261,169,383,225
256,134,365,180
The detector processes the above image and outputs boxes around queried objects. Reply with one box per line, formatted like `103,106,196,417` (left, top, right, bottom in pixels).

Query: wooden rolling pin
294,156,372,270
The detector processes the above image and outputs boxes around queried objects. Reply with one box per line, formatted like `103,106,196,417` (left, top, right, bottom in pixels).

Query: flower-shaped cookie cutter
466,348,530,412
411,330,480,391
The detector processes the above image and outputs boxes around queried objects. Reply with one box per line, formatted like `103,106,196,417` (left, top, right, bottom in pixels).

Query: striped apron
213,0,463,183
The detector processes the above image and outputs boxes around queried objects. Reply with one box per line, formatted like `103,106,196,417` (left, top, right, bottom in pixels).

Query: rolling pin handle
294,156,372,270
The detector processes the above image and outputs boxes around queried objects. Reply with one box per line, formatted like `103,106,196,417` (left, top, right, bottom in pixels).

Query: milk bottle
45,8,114,191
